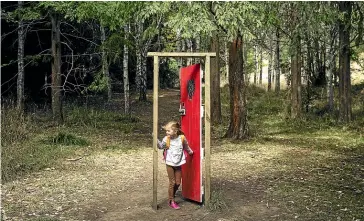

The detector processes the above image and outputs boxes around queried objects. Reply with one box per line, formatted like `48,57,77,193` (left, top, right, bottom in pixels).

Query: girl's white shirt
160,135,192,166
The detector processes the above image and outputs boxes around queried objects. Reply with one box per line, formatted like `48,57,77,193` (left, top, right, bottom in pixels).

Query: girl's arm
182,138,193,155
157,137,167,149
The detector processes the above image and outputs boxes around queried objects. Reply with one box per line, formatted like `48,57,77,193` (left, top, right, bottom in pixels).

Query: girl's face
166,126,177,137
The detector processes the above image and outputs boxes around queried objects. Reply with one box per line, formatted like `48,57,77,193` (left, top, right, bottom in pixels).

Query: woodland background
1,2,364,220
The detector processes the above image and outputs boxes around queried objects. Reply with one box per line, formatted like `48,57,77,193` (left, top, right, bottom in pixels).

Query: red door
180,64,203,203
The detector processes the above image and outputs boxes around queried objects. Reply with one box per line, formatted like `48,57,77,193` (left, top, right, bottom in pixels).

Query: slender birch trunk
100,25,112,101
243,35,249,84
326,27,336,111
123,24,130,115
187,39,193,66
195,36,200,64
181,37,186,67
274,28,281,92
305,35,313,113
221,40,229,87
176,29,182,87
254,44,258,84
268,38,273,91
259,46,263,85
17,1,25,112
135,21,146,101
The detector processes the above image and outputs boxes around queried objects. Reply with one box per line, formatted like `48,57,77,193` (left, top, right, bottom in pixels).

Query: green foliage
48,132,89,146
166,2,216,39
87,71,109,94
102,33,128,63
160,59,179,88
2,2,42,22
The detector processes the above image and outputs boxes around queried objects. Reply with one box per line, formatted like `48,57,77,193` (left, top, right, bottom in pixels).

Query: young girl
157,121,193,210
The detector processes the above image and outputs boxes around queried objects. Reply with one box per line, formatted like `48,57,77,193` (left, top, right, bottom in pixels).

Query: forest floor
2,88,364,221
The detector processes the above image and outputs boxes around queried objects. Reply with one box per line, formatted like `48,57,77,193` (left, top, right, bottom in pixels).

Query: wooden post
152,56,159,210
204,55,211,207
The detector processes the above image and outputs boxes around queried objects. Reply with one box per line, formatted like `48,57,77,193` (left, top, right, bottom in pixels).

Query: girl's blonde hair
163,121,184,135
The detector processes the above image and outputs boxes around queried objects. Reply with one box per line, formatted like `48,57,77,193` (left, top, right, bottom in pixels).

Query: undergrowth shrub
48,132,89,146
1,103,33,147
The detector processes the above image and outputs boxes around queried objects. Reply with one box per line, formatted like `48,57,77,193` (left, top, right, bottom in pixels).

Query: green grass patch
47,132,89,146
1,139,80,182
64,106,140,133
1,107,90,182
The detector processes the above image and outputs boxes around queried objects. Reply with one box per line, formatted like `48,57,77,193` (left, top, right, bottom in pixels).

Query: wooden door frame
147,52,216,210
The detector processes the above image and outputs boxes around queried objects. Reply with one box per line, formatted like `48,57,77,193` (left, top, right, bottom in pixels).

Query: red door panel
180,64,202,203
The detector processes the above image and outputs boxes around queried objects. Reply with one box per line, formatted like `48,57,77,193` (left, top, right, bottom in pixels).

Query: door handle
179,103,186,116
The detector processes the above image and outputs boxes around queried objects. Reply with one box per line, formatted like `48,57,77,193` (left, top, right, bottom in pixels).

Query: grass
1,103,33,147
1,101,142,182
47,132,89,146
208,189,228,212
64,106,140,133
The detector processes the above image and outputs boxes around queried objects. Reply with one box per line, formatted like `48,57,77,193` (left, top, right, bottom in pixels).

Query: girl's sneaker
169,201,180,210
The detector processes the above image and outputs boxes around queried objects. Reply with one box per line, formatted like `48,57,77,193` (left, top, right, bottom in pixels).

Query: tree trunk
186,39,193,66
338,1,352,122
123,24,130,115
136,48,142,98
259,46,263,85
291,38,302,119
100,25,112,101
51,13,63,123
195,36,200,64
274,28,281,92
210,33,222,124
221,40,229,87
225,35,248,139
16,1,25,112
314,36,321,78
254,44,258,84
243,34,249,84
326,26,336,111
268,37,273,91
141,51,147,100
181,37,186,67
290,7,302,119
136,22,147,101
176,29,182,87
305,35,313,112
